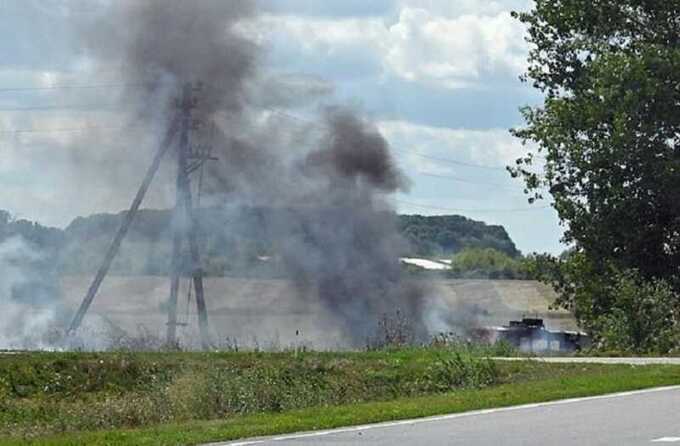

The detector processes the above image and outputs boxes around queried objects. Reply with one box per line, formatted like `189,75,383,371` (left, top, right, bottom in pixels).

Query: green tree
449,247,528,279
595,270,680,353
511,1,680,338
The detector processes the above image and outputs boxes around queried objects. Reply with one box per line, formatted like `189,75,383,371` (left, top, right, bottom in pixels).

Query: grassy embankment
1,347,679,445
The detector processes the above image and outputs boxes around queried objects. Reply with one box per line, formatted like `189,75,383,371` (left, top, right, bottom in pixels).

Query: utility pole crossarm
67,114,181,335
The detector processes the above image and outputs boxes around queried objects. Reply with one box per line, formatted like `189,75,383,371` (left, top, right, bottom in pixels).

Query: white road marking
652,438,680,443
210,385,680,446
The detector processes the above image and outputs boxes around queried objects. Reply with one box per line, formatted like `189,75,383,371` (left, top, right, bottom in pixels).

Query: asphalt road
217,386,680,446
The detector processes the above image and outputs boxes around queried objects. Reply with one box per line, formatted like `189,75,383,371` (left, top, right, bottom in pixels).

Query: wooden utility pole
67,115,180,336
165,82,211,350
68,82,212,351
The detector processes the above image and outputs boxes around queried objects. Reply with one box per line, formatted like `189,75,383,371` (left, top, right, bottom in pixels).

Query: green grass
1,350,679,445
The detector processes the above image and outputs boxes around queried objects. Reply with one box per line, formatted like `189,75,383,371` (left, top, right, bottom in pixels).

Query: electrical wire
394,199,552,213
0,106,538,201
416,171,523,190
271,109,512,171
0,103,121,111
0,124,140,135
392,147,507,171
0,105,514,171
2,107,515,171
0,82,155,93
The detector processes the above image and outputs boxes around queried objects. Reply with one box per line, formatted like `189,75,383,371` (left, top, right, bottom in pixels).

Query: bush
430,333,518,357
448,247,529,279
195,363,336,416
594,271,680,354
526,252,680,354
422,352,498,391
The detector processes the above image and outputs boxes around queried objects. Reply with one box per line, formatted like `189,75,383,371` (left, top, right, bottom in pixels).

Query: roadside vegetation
1,348,679,446
0,345,505,441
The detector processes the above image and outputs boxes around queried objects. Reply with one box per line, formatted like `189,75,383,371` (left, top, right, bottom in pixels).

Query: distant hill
398,214,519,258
0,207,520,276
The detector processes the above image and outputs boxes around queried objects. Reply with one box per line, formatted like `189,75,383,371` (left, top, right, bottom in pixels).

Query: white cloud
257,14,386,54
257,4,529,89
385,8,528,88
397,0,532,18
378,120,527,170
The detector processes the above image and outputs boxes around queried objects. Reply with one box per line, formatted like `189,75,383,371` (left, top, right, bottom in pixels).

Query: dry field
59,276,575,349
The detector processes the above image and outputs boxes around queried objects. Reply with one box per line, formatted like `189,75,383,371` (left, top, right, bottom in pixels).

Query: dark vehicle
474,318,590,353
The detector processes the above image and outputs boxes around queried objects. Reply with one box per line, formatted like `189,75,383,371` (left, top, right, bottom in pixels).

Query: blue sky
0,0,564,254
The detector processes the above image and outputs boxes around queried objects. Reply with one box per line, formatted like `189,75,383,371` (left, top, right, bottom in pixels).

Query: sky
0,0,565,255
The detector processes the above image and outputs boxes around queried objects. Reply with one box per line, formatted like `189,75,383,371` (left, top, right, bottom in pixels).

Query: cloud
255,14,387,82
397,0,532,18
378,120,529,170
0,1,84,71
256,4,529,90
384,8,528,89
248,73,335,108
259,0,397,18
257,1,533,20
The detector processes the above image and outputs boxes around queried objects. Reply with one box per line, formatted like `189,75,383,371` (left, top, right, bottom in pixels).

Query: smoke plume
59,0,436,347
0,236,62,349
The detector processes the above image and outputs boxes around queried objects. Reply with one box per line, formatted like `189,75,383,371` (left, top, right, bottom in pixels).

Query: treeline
399,247,535,280
447,247,531,280
0,208,520,278
0,210,63,304
398,215,519,258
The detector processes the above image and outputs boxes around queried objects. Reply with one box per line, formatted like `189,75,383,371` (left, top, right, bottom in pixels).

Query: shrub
594,270,680,354
448,247,529,279
422,352,498,391
430,333,517,357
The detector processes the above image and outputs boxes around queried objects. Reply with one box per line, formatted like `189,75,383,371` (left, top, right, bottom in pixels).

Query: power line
394,199,551,213
271,109,512,171
0,82,155,93
392,147,507,171
0,125,136,135
415,171,523,190
0,105,521,182
0,103,121,111
415,171,548,193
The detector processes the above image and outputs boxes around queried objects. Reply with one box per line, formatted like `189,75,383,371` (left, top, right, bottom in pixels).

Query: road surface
215,386,680,446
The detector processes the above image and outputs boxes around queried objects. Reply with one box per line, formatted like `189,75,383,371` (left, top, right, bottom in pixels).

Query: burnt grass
0,348,673,441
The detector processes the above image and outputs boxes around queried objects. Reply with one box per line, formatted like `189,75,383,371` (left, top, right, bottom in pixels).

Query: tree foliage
0,208,520,277
0,212,63,304
596,270,680,353
398,215,520,258
449,247,529,279
512,1,680,350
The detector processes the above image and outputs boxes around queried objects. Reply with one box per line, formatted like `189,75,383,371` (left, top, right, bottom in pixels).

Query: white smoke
0,236,60,349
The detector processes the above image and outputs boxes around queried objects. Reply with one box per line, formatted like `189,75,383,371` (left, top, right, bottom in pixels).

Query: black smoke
71,0,432,347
